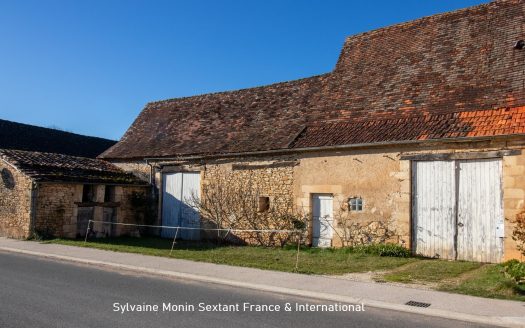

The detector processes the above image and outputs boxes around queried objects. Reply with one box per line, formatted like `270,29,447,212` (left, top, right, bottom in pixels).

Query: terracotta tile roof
0,119,116,158
290,106,525,149
0,149,146,185
100,0,525,159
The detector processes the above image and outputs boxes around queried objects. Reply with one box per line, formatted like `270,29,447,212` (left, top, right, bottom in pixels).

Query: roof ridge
146,2,501,108
340,0,496,44
146,73,330,108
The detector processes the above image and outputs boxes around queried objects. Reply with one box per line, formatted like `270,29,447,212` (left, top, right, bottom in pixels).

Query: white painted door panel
161,172,201,240
161,173,182,238
181,172,201,240
457,159,503,263
413,161,456,260
312,194,334,247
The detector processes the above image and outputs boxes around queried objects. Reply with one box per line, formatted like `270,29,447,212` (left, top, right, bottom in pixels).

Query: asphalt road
0,251,493,328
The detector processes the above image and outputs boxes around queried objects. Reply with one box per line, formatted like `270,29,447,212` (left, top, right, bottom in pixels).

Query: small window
348,197,363,212
1,168,15,189
82,185,95,203
258,196,270,212
104,186,116,202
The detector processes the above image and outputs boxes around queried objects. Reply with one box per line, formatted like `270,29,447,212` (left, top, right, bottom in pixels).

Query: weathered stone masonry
34,183,79,237
0,163,32,238
32,184,150,238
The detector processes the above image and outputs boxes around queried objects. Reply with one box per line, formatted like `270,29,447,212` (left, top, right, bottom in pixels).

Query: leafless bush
188,167,307,246
512,208,525,257
331,198,396,246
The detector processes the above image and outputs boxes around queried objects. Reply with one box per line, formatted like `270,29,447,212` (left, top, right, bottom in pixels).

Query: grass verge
438,264,525,302
46,237,416,275
383,260,483,284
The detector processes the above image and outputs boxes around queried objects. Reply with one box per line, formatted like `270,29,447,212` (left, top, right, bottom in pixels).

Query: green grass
383,259,483,284
439,264,525,302
46,237,415,275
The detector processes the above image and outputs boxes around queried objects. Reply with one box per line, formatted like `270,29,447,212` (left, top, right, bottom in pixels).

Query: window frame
348,197,364,212
82,185,95,203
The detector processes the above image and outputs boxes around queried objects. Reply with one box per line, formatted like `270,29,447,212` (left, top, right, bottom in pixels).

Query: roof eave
141,133,525,163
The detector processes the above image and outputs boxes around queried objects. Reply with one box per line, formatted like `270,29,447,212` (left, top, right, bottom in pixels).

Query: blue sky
0,0,487,140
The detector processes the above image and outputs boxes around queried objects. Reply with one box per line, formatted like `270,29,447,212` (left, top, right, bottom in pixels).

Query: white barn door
161,172,201,240
457,159,503,263
413,159,504,262
312,194,334,247
413,161,456,260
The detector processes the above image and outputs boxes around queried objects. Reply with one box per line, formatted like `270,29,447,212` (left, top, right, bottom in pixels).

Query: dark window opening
258,196,270,212
82,185,95,203
349,197,363,212
1,168,15,189
104,186,116,202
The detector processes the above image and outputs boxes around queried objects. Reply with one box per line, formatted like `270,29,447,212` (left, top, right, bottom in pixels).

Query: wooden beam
400,149,521,161
232,161,298,170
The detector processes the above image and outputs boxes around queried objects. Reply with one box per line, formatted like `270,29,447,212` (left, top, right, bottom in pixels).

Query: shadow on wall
162,193,273,245
161,192,200,240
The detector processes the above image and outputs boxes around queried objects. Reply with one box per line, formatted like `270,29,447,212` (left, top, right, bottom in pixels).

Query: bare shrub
512,208,525,257
332,198,397,247
188,166,307,246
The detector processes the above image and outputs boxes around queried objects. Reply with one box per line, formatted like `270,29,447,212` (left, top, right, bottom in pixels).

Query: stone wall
129,137,525,260
294,149,410,248
114,185,151,236
0,161,32,238
294,139,525,260
206,161,295,243
203,161,295,203
33,182,150,239
111,161,150,182
502,151,525,261
34,183,80,238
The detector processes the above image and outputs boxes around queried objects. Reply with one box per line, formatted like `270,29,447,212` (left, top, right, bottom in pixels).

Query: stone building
0,149,149,239
100,0,525,262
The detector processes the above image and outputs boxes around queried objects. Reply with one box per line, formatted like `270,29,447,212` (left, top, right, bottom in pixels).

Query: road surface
0,251,493,328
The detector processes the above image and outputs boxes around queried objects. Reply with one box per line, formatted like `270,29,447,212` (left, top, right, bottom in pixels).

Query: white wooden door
161,172,201,240
413,161,457,260
457,159,503,263
413,159,504,262
312,194,334,247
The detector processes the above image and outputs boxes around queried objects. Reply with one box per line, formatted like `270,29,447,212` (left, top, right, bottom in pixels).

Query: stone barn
0,149,149,239
101,0,525,262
